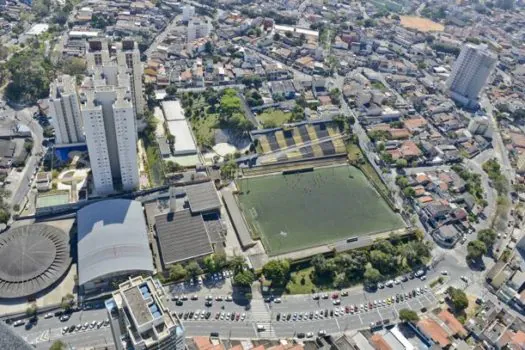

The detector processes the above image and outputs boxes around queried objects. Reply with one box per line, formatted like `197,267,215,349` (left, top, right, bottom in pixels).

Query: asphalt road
12,263,458,348
1,104,44,209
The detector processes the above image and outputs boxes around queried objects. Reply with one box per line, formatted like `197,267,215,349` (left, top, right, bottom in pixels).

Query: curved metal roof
77,199,153,286
0,224,71,298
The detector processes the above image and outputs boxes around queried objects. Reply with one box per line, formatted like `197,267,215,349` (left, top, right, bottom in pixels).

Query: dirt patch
400,16,444,32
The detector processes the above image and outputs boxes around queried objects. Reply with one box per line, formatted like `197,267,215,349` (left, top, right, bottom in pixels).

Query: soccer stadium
236,165,406,256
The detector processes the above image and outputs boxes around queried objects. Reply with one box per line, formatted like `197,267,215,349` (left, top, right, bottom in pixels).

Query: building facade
48,75,85,145
182,5,195,22
105,276,185,350
117,40,144,117
82,39,139,194
446,43,497,107
187,19,211,42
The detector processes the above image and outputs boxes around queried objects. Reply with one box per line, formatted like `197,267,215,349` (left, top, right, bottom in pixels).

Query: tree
49,340,66,350
60,293,74,312
26,303,37,317
233,270,255,287
396,159,408,168
169,264,187,281
203,255,217,273
165,160,182,173
478,229,497,249
467,239,487,260
5,49,53,104
364,19,376,27
220,160,238,180
399,309,419,322
62,57,86,76
273,33,281,41
213,253,228,271
447,287,469,311
166,84,177,96
363,266,382,285
414,228,425,241
185,261,203,279
262,260,290,286
228,255,247,274
403,186,416,198
0,208,10,224
311,254,333,280
24,140,33,153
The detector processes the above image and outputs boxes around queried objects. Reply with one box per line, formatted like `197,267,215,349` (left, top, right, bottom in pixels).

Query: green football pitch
236,165,405,255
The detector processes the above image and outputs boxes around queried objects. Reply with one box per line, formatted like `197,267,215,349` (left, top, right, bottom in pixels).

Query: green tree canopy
467,239,487,260
363,265,382,285
185,261,202,279
49,340,66,350
169,264,187,281
447,286,469,311
233,270,255,287
228,255,247,274
477,229,497,249
399,309,419,322
262,260,290,286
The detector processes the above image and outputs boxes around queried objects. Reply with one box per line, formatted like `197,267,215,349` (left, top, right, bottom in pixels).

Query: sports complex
236,164,406,256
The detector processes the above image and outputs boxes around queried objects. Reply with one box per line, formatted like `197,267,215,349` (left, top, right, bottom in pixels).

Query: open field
256,109,291,128
400,16,444,32
236,165,405,255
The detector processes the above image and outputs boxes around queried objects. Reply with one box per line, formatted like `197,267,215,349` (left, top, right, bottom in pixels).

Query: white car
274,298,282,303
461,276,469,283
44,313,54,319
441,270,448,275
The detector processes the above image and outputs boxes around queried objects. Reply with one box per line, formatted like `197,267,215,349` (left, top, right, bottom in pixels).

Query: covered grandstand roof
0,224,71,298
77,199,153,286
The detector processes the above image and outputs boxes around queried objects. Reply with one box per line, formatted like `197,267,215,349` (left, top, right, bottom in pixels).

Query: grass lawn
236,165,405,255
145,145,164,186
256,109,292,128
189,114,219,147
285,266,334,294
286,267,316,294
346,143,363,162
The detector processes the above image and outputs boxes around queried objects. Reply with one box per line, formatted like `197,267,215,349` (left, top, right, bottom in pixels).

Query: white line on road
357,313,363,324
334,317,340,331
376,310,383,321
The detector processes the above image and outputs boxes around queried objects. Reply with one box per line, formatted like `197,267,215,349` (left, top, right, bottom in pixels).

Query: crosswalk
249,299,276,337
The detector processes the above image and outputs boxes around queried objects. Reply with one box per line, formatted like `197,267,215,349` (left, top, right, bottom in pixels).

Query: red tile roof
370,334,392,350
438,310,467,337
417,318,451,348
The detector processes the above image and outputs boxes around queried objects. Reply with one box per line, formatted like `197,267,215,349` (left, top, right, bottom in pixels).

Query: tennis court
236,165,405,255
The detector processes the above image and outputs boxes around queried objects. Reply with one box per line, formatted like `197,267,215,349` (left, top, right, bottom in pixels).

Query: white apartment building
105,276,185,350
48,75,85,145
468,115,492,138
187,19,212,43
182,5,195,22
117,40,144,117
82,39,139,194
446,43,497,107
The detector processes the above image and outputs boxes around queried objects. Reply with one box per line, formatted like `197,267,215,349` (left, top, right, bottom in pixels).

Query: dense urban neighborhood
1,0,525,349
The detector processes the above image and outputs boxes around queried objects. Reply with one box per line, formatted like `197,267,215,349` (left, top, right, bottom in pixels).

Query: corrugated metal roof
77,199,153,286
155,209,213,265
185,181,221,213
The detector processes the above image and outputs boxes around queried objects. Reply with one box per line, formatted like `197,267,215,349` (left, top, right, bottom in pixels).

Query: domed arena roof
0,224,71,298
